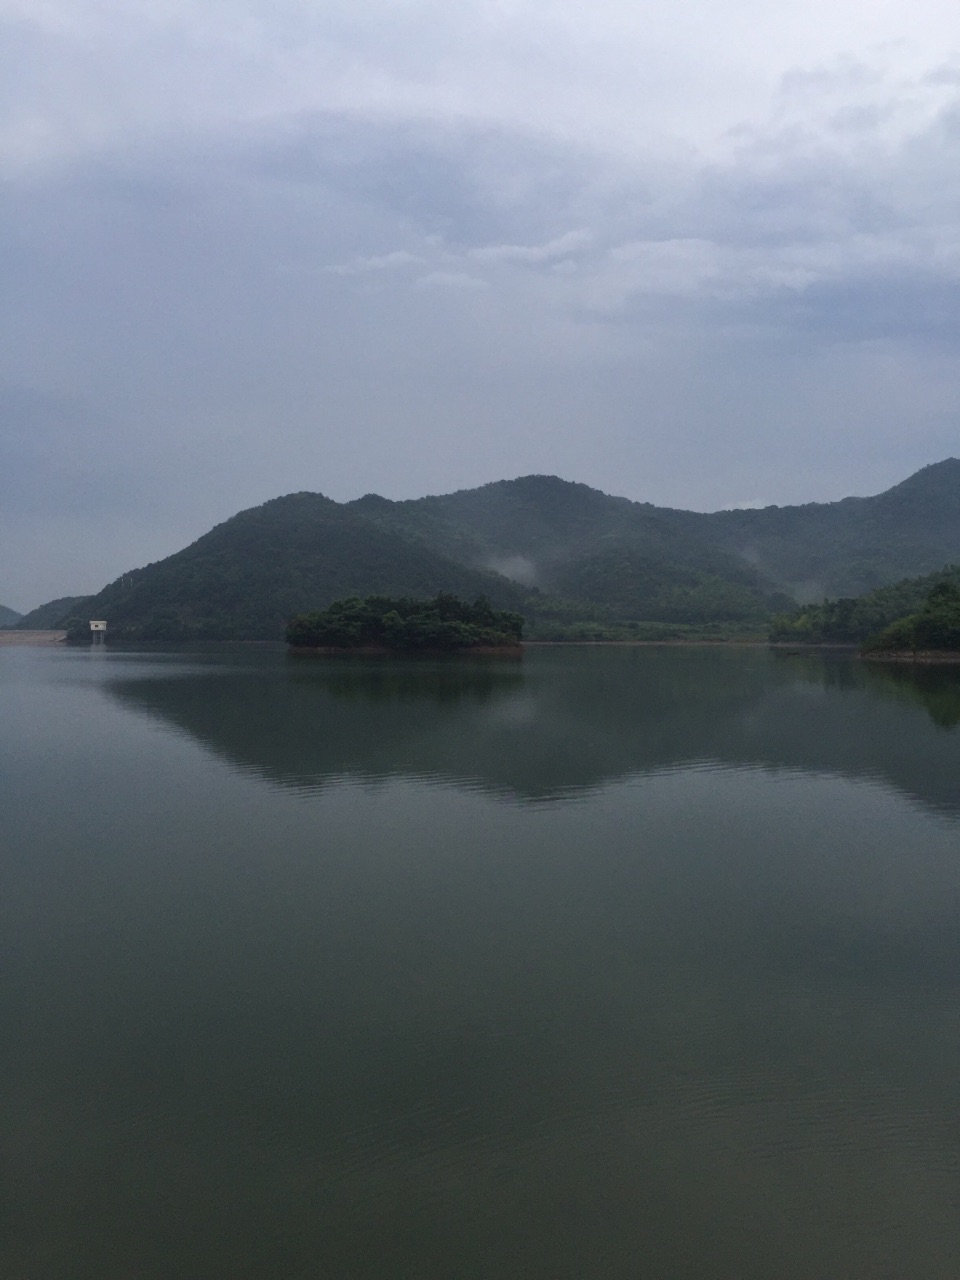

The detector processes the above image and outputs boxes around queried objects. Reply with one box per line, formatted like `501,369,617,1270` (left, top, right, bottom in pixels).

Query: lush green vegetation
14,596,88,630
55,458,960,643
355,474,796,625
64,494,531,643
769,565,960,645
286,594,524,651
514,591,765,642
0,603,22,627
375,460,960,604
862,580,960,655
700,459,960,599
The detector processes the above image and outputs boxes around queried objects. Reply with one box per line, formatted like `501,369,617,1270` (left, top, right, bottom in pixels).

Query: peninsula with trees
769,566,960,646
861,579,960,661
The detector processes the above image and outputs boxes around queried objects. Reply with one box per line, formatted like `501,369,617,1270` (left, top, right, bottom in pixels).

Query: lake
2,643,960,1279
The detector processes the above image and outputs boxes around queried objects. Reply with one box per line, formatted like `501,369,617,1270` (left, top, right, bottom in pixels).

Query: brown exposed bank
0,630,66,645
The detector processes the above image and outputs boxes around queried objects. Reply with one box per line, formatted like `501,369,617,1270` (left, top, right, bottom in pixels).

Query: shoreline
288,643,523,658
523,639,858,650
0,630,66,646
862,649,960,665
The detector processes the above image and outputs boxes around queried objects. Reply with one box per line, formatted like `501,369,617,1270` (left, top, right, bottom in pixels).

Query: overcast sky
3,0,960,609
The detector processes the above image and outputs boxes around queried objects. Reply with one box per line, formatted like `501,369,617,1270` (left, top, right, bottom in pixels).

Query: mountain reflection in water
108,646,960,814
4,644,960,1280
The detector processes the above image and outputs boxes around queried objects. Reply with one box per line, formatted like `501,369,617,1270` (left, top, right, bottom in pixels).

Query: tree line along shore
28,572,959,664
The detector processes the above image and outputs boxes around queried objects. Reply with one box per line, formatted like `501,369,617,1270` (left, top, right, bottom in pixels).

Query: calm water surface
2,644,960,1279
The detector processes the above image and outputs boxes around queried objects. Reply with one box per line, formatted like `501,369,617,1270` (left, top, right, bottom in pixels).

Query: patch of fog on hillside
791,581,827,604
736,546,824,602
483,555,540,588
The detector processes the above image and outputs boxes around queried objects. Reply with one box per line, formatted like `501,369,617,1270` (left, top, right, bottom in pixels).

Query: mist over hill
0,603,22,628
698,459,960,600
25,459,960,643
351,461,960,604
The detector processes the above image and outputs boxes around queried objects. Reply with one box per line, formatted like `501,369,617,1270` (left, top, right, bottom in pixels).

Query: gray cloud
2,4,960,608
325,250,424,275
468,230,593,265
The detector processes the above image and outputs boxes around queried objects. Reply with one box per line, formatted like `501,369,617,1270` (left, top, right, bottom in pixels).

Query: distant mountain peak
876,457,960,505
349,493,398,511
889,457,960,482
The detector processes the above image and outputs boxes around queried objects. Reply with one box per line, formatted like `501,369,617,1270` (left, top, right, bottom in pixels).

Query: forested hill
55,485,794,642
696,458,960,599
0,603,22,627
58,494,533,643
351,460,960,605
351,474,793,626
32,457,960,644
14,596,88,630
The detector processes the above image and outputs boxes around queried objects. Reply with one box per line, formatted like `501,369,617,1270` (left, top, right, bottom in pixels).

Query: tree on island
286,593,524,651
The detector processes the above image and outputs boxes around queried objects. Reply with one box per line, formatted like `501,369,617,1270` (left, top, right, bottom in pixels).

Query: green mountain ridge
57,494,533,643
13,596,87,630
0,603,23,627
351,474,794,626
22,458,960,644
699,458,960,599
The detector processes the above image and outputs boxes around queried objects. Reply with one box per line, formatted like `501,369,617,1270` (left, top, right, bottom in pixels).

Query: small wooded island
286,593,524,653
